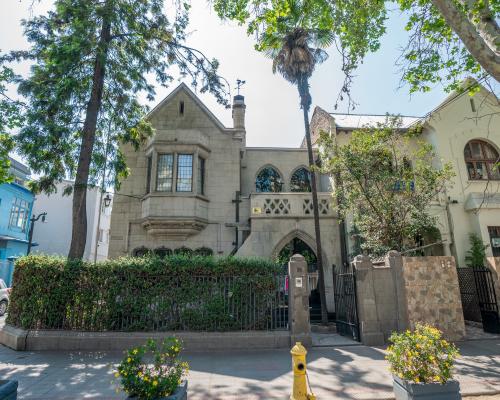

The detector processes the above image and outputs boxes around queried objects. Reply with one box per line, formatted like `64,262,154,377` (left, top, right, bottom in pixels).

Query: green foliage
465,233,488,267
319,116,454,256
214,0,386,108
0,66,23,184
3,0,228,194
7,254,283,332
386,323,459,384
115,338,188,399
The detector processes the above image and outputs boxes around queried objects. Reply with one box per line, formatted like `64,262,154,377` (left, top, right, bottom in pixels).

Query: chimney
232,95,246,130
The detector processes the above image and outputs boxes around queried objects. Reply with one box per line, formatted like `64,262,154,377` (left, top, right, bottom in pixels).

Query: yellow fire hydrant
290,342,316,400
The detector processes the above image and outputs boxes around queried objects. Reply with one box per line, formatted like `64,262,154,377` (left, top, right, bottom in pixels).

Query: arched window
464,140,500,180
290,167,311,192
133,246,149,257
256,166,283,192
154,247,172,258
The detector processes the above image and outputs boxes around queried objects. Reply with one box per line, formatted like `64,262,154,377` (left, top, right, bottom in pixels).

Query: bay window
156,154,174,191
176,154,193,192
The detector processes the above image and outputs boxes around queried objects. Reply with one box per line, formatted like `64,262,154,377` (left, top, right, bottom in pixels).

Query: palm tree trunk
298,76,329,325
68,8,112,259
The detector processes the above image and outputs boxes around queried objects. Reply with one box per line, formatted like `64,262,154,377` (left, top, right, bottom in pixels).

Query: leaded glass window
146,155,152,194
156,154,174,191
464,140,500,180
176,154,193,192
197,157,205,195
290,167,311,192
256,166,283,192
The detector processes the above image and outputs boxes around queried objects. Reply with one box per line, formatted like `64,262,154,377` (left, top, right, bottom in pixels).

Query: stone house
109,81,500,311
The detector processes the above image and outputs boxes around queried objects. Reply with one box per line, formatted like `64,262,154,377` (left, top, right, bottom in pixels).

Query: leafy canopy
319,116,454,256
214,0,387,108
4,0,228,194
0,66,22,184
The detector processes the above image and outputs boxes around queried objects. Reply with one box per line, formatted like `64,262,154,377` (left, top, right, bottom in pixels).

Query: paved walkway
1,337,499,399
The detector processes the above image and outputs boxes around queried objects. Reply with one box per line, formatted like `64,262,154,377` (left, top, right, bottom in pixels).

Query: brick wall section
401,256,465,341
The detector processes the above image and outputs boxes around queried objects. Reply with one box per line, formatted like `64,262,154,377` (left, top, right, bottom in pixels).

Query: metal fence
9,273,289,332
457,267,482,322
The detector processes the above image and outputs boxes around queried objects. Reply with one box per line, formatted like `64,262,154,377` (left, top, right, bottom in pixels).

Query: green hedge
7,255,286,332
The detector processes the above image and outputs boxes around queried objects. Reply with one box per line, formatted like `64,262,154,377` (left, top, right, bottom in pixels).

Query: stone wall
401,256,465,341
353,252,465,345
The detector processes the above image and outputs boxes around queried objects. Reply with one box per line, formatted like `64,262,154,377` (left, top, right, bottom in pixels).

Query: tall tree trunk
68,10,112,259
431,0,500,81
298,76,329,325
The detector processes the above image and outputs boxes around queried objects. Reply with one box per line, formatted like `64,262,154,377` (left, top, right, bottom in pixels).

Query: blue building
0,158,34,286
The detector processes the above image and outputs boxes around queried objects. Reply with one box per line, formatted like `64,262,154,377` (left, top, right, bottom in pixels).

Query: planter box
393,376,461,400
0,380,18,400
127,381,187,400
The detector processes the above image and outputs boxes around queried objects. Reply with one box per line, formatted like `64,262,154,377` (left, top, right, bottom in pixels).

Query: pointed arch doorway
276,237,324,323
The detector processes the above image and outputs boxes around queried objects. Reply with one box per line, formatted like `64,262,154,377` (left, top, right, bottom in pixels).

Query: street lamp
27,212,47,255
103,193,112,207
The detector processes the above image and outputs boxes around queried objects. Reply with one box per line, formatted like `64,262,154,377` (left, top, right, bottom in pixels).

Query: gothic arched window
256,166,283,192
464,140,500,180
194,247,213,256
290,167,312,192
154,247,172,258
133,247,149,257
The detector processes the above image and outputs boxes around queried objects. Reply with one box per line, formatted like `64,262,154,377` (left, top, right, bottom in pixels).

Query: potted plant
0,380,18,400
115,338,189,400
386,323,461,400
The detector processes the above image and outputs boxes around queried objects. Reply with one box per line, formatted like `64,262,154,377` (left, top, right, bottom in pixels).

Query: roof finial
236,79,246,96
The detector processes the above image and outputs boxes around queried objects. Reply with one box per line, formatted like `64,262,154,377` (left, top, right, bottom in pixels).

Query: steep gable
147,83,228,132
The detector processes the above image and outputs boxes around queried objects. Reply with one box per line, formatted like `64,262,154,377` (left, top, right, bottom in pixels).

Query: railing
250,193,334,217
9,273,289,332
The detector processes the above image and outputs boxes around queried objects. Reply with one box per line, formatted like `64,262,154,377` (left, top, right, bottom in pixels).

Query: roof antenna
236,79,246,96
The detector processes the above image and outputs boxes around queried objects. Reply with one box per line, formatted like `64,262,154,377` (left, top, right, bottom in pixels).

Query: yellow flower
138,371,143,377
133,349,138,355
153,381,158,387
144,376,149,382
127,357,132,363
114,372,120,378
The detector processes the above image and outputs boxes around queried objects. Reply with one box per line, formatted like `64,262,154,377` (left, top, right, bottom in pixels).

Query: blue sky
1,1,462,148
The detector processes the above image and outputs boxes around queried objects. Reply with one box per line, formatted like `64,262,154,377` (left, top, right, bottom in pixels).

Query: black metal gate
457,266,500,334
333,263,360,341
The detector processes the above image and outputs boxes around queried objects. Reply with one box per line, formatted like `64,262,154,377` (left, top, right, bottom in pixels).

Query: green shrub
115,338,188,399
465,233,488,267
386,323,459,384
7,254,283,331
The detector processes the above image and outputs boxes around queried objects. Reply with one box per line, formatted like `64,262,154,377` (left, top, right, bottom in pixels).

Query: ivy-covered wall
7,255,286,332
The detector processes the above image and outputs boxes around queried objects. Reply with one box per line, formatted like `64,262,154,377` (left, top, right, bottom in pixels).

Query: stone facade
353,253,465,344
108,83,341,311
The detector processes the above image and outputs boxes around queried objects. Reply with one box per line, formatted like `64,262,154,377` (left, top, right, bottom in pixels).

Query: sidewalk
1,337,499,400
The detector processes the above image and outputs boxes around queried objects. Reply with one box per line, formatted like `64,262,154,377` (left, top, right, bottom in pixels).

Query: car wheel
0,300,7,316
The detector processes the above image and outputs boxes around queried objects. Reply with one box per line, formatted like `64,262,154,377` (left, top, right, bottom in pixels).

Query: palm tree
261,5,333,324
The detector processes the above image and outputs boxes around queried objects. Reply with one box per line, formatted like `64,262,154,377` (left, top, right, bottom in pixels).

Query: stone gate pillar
288,254,312,346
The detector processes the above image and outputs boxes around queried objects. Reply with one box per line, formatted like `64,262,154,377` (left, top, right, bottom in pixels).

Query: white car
0,279,10,316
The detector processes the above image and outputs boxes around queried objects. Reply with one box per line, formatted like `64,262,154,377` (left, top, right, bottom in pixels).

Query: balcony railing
250,193,334,218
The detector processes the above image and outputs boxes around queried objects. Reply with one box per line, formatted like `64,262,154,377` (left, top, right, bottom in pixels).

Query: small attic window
179,100,185,116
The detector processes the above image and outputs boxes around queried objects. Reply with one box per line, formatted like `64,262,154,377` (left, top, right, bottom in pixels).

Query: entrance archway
275,237,325,323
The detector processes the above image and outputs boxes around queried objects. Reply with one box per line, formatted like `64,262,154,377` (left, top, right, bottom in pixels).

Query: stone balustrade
250,192,334,218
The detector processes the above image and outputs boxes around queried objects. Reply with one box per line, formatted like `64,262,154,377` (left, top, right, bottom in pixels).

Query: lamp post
27,212,47,255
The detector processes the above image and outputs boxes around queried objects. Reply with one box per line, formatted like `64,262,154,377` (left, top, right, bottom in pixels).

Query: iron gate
333,263,360,341
457,266,500,334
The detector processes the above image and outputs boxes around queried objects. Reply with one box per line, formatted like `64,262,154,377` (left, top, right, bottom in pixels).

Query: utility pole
27,212,47,255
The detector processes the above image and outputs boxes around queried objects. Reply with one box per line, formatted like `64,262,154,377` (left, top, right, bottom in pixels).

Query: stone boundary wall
353,252,465,345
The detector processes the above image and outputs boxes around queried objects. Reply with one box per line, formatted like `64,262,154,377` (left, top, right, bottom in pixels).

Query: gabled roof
330,114,421,130
147,82,229,131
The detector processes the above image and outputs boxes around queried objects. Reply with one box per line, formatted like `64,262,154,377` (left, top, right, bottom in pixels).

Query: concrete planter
127,381,187,400
0,380,18,400
393,375,461,400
